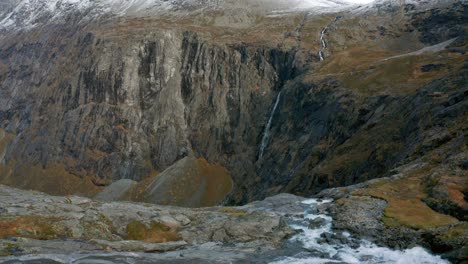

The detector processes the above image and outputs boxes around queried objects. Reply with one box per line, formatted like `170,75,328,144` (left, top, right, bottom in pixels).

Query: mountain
0,0,357,32
0,0,466,261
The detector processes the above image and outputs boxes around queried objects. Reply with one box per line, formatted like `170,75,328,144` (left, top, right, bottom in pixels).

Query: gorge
0,0,466,263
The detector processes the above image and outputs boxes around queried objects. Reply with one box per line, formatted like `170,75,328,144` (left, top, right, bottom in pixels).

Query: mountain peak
0,0,360,31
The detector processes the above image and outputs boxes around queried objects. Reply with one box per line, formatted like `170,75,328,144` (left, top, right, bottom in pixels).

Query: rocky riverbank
0,185,302,259
0,183,462,263
316,159,468,263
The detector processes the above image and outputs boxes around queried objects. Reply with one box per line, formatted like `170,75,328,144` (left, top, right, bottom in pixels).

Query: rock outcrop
0,184,299,259
317,152,468,263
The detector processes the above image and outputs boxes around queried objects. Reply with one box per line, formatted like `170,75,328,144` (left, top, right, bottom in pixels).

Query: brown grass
124,170,159,202
437,175,468,209
353,167,459,229
0,162,103,197
219,207,248,217
307,46,466,97
0,216,62,240
196,158,233,207
438,223,468,241
126,221,181,243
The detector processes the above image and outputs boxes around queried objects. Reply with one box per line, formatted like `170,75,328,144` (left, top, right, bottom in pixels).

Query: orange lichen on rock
0,216,62,240
126,221,181,243
438,175,468,209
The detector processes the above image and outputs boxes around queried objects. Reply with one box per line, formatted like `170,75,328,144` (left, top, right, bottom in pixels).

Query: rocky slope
0,1,468,262
0,184,454,263
0,0,466,231
0,184,301,262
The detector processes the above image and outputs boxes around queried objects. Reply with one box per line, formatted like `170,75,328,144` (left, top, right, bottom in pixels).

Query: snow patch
0,0,356,31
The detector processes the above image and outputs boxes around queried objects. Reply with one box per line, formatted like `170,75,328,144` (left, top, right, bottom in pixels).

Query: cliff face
0,0,466,205
0,19,301,200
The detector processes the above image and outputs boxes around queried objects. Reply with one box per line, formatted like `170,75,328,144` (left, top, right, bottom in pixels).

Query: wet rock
308,217,327,229
442,246,468,264
318,232,349,245
90,240,188,252
459,161,468,170
327,196,387,236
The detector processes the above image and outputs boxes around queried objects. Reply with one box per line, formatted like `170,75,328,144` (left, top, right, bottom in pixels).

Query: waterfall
319,28,327,61
258,91,282,159
318,16,341,61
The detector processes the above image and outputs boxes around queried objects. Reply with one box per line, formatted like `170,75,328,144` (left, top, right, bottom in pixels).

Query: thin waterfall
319,27,327,61
258,91,282,159
318,16,341,61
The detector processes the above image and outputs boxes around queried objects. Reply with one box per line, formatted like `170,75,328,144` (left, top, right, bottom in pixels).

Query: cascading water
318,16,341,61
319,27,327,61
259,91,283,159
270,199,450,264
0,198,451,264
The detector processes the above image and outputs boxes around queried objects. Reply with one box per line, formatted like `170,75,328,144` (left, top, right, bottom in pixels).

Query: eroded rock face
0,0,466,205
317,155,468,263
0,23,300,202
0,184,297,256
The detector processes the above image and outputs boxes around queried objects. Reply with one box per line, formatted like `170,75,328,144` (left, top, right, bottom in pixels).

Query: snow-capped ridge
352,0,463,13
0,0,356,31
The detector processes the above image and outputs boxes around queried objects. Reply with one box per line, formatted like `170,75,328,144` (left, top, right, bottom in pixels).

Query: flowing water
1,199,449,264
319,28,327,61
270,199,449,264
258,91,282,159
318,16,341,61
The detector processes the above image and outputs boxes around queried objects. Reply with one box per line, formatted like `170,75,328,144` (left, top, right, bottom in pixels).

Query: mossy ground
124,171,159,202
353,166,459,230
196,158,234,207
306,43,466,97
218,207,248,217
0,216,63,240
438,222,468,242
0,162,103,198
138,157,233,207
126,221,181,243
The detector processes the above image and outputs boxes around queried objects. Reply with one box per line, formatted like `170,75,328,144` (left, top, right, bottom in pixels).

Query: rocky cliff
0,0,466,207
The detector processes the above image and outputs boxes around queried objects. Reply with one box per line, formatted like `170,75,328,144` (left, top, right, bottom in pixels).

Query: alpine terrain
0,0,466,263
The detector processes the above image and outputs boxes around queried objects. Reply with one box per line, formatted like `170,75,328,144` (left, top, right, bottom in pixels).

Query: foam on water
270,199,450,264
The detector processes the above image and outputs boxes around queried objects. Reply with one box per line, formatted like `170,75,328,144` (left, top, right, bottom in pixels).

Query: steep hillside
0,0,466,207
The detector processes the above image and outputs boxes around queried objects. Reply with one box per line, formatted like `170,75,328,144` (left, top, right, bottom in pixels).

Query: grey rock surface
95,179,138,201
0,185,298,257
90,240,188,252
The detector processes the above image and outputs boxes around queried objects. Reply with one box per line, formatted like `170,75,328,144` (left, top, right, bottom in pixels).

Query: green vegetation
438,223,468,242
